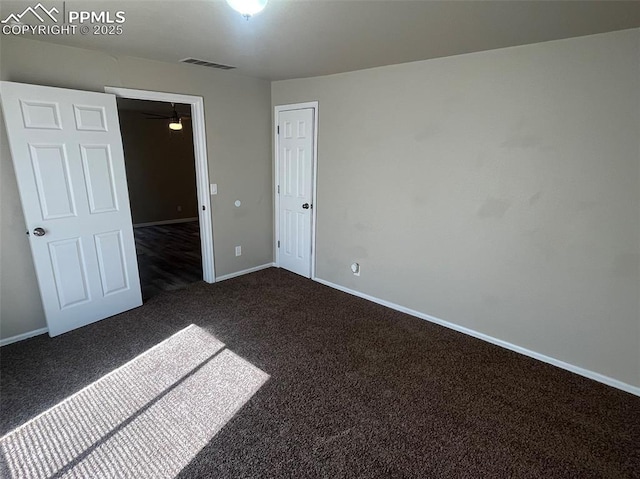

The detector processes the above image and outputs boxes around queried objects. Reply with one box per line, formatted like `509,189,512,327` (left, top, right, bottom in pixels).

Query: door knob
33,227,46,237
302,203,310,209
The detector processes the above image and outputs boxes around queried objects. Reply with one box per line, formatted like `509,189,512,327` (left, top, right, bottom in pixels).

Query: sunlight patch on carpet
0,325,269,478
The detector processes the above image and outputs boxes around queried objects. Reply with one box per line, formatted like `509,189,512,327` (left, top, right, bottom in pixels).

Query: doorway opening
106,87,215,288
116,98,202,300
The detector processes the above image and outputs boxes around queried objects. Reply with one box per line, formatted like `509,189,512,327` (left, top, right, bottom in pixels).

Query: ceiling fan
143,103,190,131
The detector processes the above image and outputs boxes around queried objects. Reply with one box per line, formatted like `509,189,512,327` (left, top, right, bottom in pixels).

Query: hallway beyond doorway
134,222,202,300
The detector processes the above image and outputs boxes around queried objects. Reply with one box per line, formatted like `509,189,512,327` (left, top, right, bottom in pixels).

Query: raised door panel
297,120,305,138
94,231,129,296
283,120,293,139
74,104,108,131
283,147,293,197
48,237,91,309
80,145,119,214
282,209,306,260
296,148,306,198
20,100,62,130
295,212,305,260
29,144,77,220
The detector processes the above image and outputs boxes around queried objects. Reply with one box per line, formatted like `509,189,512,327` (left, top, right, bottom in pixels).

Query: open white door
0,81,142,336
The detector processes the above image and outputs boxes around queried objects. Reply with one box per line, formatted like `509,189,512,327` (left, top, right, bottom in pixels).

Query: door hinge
277,125,280,135
277,240,280,248
277,185,280,194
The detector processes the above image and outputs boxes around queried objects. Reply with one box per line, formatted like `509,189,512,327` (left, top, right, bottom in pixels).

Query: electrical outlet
235,246,241,256
351,262,360,276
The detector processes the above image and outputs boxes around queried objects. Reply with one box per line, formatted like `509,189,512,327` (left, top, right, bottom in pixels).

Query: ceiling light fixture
226,0,268,19
168,103,183,130
169,117,183,131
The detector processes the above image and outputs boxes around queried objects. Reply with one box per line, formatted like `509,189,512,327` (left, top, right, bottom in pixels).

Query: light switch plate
210,183,218,195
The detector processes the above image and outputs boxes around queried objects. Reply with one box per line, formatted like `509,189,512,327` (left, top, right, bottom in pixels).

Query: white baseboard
133,217,198,228
0,327,48,347
313,277,640,397
215,263,275,282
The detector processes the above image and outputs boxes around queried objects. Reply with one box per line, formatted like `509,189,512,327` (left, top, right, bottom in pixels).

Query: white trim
313,277,640,397
0,327,48,347
133,217,198,228
215,263,275,282
104,86,215,283
274,102,319,279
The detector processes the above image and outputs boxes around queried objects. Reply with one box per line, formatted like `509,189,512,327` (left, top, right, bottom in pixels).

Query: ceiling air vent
180,58,236,70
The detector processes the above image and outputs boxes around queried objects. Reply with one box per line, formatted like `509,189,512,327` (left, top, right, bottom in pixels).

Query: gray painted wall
0,37,273,340
118,109,198,225
272,29,640,387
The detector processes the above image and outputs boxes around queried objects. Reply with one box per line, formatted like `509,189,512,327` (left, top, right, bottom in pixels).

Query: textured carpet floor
1,326,268,479
1,268,638,478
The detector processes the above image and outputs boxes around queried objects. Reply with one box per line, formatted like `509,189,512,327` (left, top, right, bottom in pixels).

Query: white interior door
277,107,315,278
1,81,142,336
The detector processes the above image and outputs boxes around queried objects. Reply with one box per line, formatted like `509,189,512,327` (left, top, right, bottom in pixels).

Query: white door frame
274,102,319,279
104,86,215,283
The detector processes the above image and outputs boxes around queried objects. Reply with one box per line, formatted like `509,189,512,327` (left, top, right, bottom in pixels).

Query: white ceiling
2,1,639,81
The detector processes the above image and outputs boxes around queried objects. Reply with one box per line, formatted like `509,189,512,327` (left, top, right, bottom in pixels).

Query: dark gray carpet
1,268,639,478
1,325,268,479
